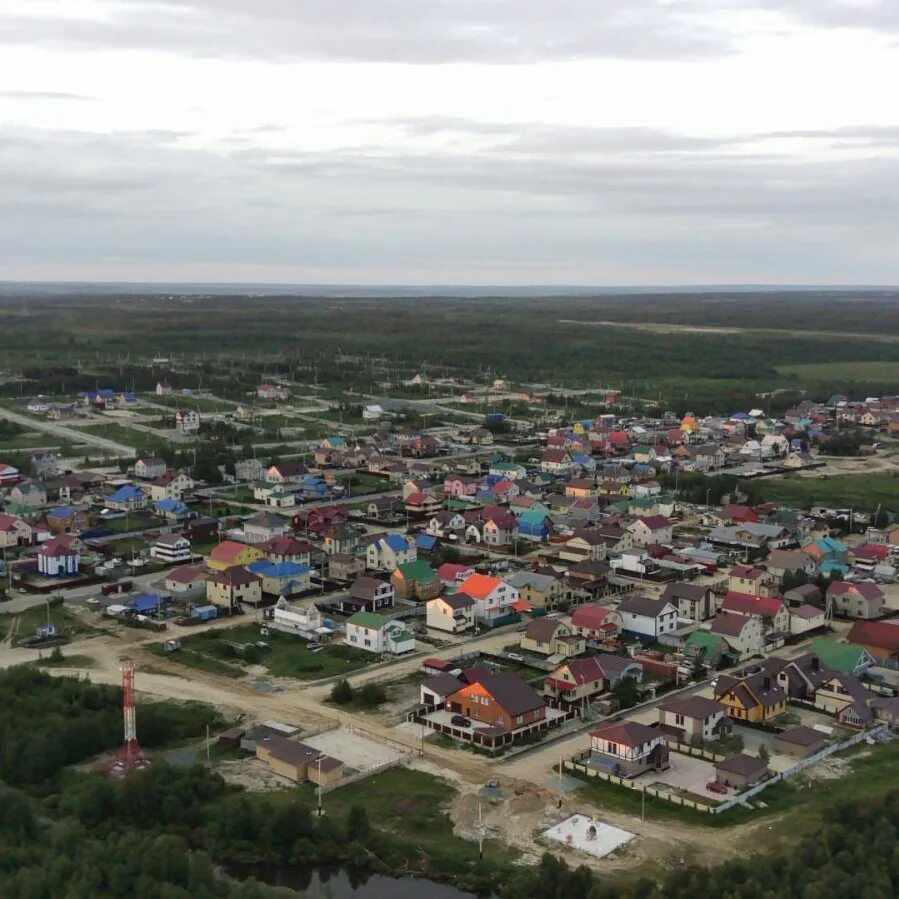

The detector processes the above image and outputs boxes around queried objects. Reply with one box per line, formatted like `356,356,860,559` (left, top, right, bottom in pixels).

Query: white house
150,533,191,565
658,696,730,742
456,572,520,625
709,611,765,657
362,404,385,420
366,533,416,570
37,535,80,577
174,409,200,433
617,595,678,639
133,457,167,480
627,516,673,547
345,611,415,655
426,594,477,633
268,597,327,639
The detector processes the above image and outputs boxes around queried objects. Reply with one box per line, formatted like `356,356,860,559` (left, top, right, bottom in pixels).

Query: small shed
715,753,769,789
774,725,828,759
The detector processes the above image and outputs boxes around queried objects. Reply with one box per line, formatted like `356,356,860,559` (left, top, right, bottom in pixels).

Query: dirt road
0,406,136,456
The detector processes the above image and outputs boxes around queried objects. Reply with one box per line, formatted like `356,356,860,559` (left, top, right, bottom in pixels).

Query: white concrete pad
542,814,635,858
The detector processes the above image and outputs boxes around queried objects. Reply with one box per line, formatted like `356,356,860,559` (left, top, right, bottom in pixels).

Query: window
674,714,684,726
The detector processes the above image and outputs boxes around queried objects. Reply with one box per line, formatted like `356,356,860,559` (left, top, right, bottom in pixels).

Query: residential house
164,564,208,597
827,581,885,619
268,598,325,638
542,654,642,705
660,582,716,622
8,479,47,508
436,562,475,587
809,637,876,674
709,612,765,658
260,535,311,566
815,671,870,717
628,515,673,548
391,560,440,601
774,726,829,758
29,451,58,478
0,513,32,548
728,565,779,598
365,496,398,520
37,534,80,577
443,474,480,498
713,671,787,722
247,560,311,597
560,530,608,563
323,524,360,556
588,720,670,778
265,461,307,485
104,485,147,512
206,566,262,610
147,470,194,502
183,516,219,543
367,533,416,570
134,457,167,480
789,604,827,635
684,629,730,668
657,696,730,743
174,409,200,433
206,540,264,572
426,510,467,538
327,553,365,583
520,618,585,658
456,572,520,626
149,533,191,565
505,571,569,610
569,604,623,640
714,754,769,789
243,512,290,543
846,620,899,665
446,671,546,731
255,737,322,783
346,612,415,655
540,449,573,475
340,575,395,614
764,549,817,581
720,592,790,635
426,593,476,633
617,595,678,640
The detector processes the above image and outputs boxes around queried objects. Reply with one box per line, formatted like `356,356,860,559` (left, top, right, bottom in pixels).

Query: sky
1,0,898,286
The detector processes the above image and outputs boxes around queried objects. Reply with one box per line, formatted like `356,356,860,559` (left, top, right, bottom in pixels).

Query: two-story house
617,595,678,640
426,593,477,633
519,618,585,658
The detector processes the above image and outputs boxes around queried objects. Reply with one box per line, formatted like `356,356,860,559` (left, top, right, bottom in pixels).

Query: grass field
70,420,170,452
2,604,105,643
29,652,96,669
150,624,373,681
150,394,235,413
0,431,58,450
754,472,899,512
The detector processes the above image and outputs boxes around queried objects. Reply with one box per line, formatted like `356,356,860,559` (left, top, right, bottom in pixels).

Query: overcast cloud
0,0,897,284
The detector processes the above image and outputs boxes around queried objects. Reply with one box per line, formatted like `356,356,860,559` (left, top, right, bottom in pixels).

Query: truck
190,604,218,622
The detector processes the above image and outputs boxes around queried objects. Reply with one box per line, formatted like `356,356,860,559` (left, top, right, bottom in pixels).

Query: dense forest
3,291,899,414
0,666,898,898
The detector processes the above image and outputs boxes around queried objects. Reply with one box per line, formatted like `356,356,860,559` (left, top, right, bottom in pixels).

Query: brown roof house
520,618,585,659
206,565,262,611
657,696,731,743
660,582,716,622
542,654,643,705
774,726,829,759
588,720,670,778
714,753,769,789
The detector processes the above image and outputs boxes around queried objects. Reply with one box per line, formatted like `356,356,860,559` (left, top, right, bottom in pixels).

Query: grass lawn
571,739,899,846
151,394,233,413
70,421,169,452
0,431,57,450
754,472,899,512
11,604,105,641
144,641,245,679
289,768,510,869
154,624,374,681
98,514,166,534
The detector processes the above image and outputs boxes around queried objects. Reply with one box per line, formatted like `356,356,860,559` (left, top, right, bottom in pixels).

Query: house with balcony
426,593,476,633
346,612,415,655
587,720,670,778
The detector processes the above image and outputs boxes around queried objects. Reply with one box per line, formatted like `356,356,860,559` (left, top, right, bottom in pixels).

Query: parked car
706,781,728,795
507,653,524,662
451,714,470,727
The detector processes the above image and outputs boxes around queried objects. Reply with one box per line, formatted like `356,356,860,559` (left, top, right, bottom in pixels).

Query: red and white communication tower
109,662,150,777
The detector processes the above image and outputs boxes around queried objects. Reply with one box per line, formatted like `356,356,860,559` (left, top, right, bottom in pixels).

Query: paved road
0,406,136,456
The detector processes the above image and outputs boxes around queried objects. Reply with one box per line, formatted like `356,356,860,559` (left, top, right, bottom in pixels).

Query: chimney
762,676,772,692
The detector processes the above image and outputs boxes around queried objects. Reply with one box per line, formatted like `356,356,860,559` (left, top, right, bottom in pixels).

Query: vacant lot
303,726,408,772
149,624,374,681
754,472,899,512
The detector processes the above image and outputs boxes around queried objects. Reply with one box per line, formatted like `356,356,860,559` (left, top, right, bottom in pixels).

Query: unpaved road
0,406,136,456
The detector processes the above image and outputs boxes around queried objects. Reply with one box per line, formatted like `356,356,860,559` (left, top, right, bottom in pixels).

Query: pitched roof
828,580,884,600
210,565,261,587
722,592,785,619
209,540,255,565
525,618,564,643
617,595,674,618
347,610,388,630
395,560,438,582
437,592,476,610
349,576,391,601
456,671,544,718
660,582,708,604
716,753,768,777
458,573,504,600
633,515,670,531
710,611,753,637
846,620,899,653
590,720,661,747
570,603,615,629
776,725,826,747
659,696,727,719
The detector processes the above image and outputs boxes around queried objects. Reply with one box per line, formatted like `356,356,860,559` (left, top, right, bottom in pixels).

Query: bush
330,679,354,705
357,683,387,708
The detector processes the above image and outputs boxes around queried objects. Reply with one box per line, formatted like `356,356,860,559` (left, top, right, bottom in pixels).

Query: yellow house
207,539,264,572
520,618,585,658
713,672,787,723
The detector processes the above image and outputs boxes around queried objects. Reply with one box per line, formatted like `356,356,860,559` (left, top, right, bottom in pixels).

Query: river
225,863,479,898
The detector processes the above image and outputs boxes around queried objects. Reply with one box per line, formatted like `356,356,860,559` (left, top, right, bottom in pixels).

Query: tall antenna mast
110,663,150,777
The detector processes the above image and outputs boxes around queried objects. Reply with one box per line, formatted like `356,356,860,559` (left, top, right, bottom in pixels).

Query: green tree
330,678,354,705
611,677,639,710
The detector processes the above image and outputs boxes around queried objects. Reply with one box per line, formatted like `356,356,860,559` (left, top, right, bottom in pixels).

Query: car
507,652,524,662
450,714,470,727
86,597,100,607
706,781,728,795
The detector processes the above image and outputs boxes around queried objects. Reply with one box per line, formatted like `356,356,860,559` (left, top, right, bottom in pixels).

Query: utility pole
557,753,563,808
317,757,323,816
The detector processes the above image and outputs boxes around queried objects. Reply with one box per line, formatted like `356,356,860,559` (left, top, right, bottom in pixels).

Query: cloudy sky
1,0,898,285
